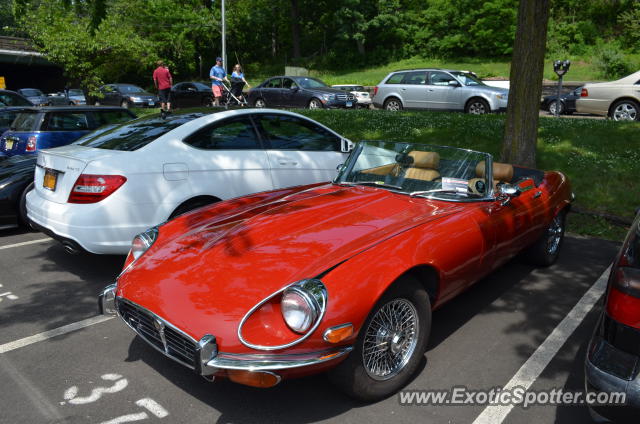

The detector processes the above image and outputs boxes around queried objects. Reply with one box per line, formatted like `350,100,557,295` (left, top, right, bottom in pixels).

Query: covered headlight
281,279,326,333
495,93,507,100
321,94,335,101
130,226,158,261
129,96,141,101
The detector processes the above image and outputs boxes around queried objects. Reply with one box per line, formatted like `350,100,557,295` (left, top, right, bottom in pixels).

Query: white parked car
576,70,640,121
331,85,372,108
27,109,353,254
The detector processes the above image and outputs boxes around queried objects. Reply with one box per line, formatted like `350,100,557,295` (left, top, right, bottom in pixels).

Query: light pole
552,60,570,117
221,0,226,73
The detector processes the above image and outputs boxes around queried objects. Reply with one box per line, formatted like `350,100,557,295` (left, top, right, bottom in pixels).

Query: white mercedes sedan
26,108,353,254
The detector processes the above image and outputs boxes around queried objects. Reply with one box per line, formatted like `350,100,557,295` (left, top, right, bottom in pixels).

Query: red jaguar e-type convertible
100,141,573,401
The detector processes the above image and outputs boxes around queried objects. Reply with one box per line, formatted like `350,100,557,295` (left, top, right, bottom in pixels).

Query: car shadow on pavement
125,335,370,423
0,243,125,338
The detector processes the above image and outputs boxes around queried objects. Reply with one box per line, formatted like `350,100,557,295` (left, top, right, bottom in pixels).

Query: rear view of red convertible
99,141,573,401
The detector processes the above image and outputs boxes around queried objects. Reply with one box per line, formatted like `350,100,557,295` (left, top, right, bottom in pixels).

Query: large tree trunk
501,0,550,168
290,0,301,60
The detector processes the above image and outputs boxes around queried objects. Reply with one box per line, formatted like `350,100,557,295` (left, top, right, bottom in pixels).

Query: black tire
610,99,639,121
308,98,323,109
169,197,219,220
465,98,490,114
18,182,34,228
383,97,403,111
328,277,431,402
120,99,129,109
202,97,214,107
524,210,566,267
253,98,266,108
548,101,565,115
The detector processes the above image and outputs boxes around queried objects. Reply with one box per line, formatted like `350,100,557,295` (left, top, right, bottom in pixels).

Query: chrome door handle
533,191,542,199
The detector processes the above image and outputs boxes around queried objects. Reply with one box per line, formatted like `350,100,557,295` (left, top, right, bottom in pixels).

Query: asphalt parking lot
0,228,619,424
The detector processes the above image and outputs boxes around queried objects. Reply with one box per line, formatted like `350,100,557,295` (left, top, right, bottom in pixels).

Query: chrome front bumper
99,284,352,378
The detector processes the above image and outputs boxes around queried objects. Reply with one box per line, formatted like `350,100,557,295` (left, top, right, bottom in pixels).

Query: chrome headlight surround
130,226,158,261
238,279,327,351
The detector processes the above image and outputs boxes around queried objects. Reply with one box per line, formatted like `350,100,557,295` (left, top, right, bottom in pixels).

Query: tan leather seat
405,151,440,181
475,160,514,183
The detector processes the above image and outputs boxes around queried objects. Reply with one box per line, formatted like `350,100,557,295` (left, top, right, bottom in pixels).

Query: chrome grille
336,94,355,101
117,298,197,369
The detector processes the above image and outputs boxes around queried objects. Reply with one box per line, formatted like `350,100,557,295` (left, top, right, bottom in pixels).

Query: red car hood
117,185,462,348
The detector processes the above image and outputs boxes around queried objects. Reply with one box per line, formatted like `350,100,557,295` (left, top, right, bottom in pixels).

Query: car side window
183,117,261,150
43,112,90,131
429,72,457,86
401,72,427,85
282,79,298,89
385,73,406,84
264,78,282,89
257,114,341,151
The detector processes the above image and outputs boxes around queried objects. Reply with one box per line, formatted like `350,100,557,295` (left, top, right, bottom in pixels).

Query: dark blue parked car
0,106,135,157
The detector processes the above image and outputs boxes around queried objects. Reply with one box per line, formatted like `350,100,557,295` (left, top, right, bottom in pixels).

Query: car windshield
193,82,211,90
450,72,485,86
21,89,44,97
68,89,84,96
76,112,205,151
0,92,32,106
118,85,145,94
335,141,492,200
296,77,328,89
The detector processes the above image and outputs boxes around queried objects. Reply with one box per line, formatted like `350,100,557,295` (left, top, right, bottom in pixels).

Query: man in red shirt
153,60,173,116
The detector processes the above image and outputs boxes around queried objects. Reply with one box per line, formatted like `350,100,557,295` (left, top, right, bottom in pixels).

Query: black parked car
247,76,357,109
93,84,158,108
170,82,213,108
585,211,640,423
0,90,34,108
541,87,582,115
0,122,126,229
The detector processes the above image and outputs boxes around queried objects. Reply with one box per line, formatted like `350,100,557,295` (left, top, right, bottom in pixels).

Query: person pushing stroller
230,64,250,105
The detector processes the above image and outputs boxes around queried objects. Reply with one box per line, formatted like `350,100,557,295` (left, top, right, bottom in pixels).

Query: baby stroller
223,77,248,107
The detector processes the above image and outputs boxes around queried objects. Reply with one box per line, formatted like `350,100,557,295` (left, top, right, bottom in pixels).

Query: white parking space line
472,265,611,424
0,315,114,354
0,238,52,251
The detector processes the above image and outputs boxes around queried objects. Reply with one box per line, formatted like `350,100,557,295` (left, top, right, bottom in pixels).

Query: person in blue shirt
209,57,229,106
230,64,251,104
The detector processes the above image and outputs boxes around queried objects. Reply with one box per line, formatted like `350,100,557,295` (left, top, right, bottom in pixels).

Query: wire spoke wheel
546,214,564,255
362,298,419,381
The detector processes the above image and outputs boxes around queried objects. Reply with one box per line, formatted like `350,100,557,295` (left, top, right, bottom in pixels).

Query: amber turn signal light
323,323,353,344
226,370,281,388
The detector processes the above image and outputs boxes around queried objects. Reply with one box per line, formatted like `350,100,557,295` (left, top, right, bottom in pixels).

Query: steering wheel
467,178,486,196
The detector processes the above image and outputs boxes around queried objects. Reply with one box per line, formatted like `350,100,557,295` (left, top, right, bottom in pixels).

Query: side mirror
497,183,520,206
187,87,196,91
290,86,299,91
336,163,345,172
340,138,353,153
448,80,460,87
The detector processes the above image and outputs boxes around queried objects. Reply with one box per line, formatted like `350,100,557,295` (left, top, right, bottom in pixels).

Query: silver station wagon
372,68,509,114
